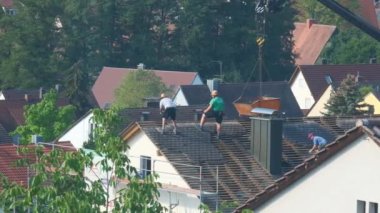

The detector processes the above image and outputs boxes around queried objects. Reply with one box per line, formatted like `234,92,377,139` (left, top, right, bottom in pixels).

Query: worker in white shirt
159,93,177,134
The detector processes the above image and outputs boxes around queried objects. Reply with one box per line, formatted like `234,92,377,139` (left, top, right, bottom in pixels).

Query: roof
234,123,379,212
0,123,12,144
0,144,51,187
91,66,200,108
358,0,379,29
121,115,356,209
180,81,304,119
0,89,42,101
0,0,13,8
293,20,336,65
0,98,70,132
291,64,380,102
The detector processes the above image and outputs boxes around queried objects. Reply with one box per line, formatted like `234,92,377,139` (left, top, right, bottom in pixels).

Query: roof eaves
120,122,142,141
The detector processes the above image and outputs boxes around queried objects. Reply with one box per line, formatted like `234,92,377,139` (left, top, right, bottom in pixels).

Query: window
88,117,96,142
370,202,378,213
305,97,312,109
357,200,366,213
140,156,151,178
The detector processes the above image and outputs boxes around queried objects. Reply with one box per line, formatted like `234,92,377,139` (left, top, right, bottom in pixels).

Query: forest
0,0,379,113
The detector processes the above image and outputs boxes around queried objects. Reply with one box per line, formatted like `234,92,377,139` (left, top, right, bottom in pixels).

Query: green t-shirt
209,96,225,112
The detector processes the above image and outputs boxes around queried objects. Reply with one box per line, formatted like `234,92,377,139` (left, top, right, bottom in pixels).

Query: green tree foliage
324,74,370,116
114,69,169,108
1,107,165,212
11,89,76,144
0,0,296,113
176,0,296,81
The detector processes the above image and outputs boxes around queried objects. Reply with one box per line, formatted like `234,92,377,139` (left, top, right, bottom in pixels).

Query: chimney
143,97,160,108
137,63,145,70
140,111,150,121
207,78,221,92
370,58,377,64
321,58,328,64
306,19,316,29
39,87,43,99
250,109,283,175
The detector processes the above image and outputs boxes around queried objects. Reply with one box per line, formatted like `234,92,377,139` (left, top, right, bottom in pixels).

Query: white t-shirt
160,98,176,109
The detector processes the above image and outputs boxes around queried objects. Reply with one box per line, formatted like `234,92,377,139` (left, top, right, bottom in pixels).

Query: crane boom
317,0,380,42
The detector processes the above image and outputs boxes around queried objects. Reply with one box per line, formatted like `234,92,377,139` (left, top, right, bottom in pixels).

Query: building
91,66,203,108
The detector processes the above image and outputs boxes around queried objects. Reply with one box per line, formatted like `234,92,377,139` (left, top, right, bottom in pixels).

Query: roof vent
324,75,333,85
31,135,43,144
141,111,150,121
137,63,145,70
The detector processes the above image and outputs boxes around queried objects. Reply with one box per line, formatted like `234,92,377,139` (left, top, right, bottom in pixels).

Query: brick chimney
306,19,316,29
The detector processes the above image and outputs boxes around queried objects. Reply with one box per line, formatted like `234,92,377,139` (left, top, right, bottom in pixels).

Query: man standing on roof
160,93,177,134
199,90,225,139
308,132,327,153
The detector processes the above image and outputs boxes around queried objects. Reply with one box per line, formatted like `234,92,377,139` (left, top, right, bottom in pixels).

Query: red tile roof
359,0,379,28
293,19,336,65
0,144,51,186
290,64,380,102
91,67,200,108
0,0,13,8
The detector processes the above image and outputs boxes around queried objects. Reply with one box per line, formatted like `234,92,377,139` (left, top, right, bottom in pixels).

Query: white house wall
173,89,189,106
126,131,200,212
256,135,380,213
58,112,93,149
291,72,314,110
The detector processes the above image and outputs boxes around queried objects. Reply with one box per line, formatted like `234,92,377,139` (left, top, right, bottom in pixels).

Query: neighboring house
174,81,304,119
292,19,336,65
0,0,16,15
91,66,204,108
289,64,380,112
117,115,345,212
234,119,380,213
308,82,380,116
0,90,70,145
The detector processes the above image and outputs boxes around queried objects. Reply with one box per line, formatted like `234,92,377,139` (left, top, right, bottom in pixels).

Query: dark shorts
163,107,176,120
205,110,223,124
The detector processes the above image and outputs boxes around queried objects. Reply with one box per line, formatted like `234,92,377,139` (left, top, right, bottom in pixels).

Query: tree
1,107,165,212
176,0,296,82
324,74,371,116
113,69,169,108
11,89,76,144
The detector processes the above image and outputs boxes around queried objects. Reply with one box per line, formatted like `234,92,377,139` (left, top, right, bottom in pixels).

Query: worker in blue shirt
308,132,327,153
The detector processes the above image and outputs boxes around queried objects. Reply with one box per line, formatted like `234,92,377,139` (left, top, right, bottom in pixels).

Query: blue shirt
313,136,327,146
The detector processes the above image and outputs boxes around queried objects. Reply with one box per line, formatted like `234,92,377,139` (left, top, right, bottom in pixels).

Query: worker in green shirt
199,90,225,139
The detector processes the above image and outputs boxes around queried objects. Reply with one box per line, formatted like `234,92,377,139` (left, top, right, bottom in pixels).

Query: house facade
235,125,380,213
289,64,380,112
